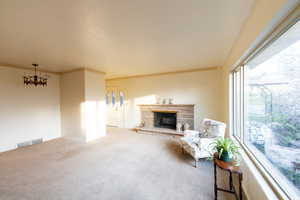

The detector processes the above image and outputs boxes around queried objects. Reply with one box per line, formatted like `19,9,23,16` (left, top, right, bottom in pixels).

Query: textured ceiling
0,0,255,78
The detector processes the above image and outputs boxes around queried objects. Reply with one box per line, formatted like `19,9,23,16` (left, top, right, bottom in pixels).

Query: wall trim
60,67,106,75
1,65,216,79
106,66,220,81
0,64,106,75
0,63,60,75
242,184,250,200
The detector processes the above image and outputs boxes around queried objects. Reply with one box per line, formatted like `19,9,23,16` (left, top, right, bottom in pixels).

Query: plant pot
220,151,233,162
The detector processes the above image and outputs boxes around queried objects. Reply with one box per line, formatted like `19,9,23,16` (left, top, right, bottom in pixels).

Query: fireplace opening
154,112,177,130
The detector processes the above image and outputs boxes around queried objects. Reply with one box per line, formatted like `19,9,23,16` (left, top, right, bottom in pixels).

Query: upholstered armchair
179,119,226,167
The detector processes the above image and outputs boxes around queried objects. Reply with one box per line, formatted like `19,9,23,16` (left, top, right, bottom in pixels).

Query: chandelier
23,64,48,87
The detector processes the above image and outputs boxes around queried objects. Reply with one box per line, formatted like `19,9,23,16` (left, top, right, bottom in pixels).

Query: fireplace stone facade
139,104,194,130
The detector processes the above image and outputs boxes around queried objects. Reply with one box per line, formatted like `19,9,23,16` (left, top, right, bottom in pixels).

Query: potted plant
211,137,240,163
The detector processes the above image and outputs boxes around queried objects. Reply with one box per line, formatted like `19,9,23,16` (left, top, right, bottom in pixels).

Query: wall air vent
32,138,43,145
17,138,43,148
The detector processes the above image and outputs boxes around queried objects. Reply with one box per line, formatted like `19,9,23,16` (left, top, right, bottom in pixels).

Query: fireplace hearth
154,112,177,130
138,104,194,135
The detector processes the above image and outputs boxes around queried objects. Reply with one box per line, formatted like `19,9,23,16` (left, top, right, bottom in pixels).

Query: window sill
232,136,290,200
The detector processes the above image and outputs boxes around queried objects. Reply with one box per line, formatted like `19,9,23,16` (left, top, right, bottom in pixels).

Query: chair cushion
184,130,200,137
207,124,220,137
180,136,200,146
200,118,226,138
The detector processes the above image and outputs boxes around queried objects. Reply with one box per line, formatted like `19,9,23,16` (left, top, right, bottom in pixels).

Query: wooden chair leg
214,162,217,200
239,174,243,200
195,159,198,168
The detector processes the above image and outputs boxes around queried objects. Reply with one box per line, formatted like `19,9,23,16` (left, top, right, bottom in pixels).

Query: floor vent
32,138,43,145
17,138,43,148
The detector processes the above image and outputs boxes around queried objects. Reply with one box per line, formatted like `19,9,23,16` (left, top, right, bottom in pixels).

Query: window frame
230,6,300,200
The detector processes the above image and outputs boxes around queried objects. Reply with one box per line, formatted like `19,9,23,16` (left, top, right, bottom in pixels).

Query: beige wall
60,69,106,142
84,70,106,141
60,70,85,139
0,66,61,152
221,1,299,199
106,68,223,130
0,67,106,152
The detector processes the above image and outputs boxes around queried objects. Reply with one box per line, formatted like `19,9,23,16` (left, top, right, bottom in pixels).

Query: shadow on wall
126,95,157,128
133,95,157,126
133,95,157,104
107,94,158,128
81,101,106,142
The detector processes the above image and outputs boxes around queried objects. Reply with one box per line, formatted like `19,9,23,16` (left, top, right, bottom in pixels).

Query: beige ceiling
0,0,255,79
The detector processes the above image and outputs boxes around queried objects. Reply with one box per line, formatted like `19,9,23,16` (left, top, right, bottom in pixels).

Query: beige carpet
0,127,231,200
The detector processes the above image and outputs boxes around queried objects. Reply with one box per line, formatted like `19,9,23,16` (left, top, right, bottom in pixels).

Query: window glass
120,92,125,106
106,93,110,105
112,91,116,106
243,20,300,198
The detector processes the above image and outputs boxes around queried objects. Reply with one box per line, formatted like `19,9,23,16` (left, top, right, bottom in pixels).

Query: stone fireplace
138,104,194,132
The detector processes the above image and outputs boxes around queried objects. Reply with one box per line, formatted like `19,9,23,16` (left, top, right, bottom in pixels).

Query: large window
232,20,300,199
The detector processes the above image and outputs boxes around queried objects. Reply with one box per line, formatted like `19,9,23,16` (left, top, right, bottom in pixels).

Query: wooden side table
214,155,243,200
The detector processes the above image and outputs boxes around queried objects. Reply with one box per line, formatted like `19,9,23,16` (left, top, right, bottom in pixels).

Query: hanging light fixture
23,64,48,87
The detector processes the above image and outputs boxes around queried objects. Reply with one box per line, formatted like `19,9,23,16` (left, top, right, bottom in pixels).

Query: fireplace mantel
138,104,194,107
139,104,194,130
151,110,177,113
